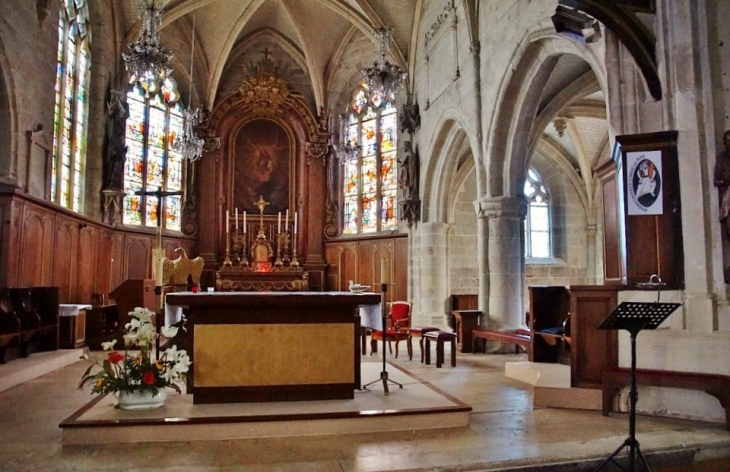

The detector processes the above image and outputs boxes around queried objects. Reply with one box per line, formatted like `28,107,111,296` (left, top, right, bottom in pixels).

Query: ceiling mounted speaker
552,5,601,44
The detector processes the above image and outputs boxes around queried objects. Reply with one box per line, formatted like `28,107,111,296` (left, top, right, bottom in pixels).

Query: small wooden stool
407,326,440,362
423,331,457,368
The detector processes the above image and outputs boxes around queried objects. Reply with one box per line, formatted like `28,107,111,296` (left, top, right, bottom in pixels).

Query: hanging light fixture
122,0,174,95
361,26,407,99
174,15,204,162
335,115,362,159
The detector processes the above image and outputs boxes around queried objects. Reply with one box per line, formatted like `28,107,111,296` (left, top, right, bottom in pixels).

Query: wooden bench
472,327,531,355
602,368,730,431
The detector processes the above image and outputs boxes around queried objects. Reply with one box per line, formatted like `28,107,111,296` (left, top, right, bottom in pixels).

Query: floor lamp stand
363,283,403,395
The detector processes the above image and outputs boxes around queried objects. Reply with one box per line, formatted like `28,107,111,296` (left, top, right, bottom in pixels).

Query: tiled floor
0,346,729,471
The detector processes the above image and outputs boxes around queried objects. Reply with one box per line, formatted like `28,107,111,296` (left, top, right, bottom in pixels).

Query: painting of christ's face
233,119,291,213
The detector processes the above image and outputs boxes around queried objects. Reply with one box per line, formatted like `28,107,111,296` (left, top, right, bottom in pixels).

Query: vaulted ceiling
121,0,420,114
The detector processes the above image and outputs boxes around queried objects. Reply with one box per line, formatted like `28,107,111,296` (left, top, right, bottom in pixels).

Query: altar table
165,291,381,404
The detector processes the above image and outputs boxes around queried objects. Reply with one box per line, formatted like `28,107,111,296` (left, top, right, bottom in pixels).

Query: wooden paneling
325,235,408,303
0,188,195,304
596,159,623,284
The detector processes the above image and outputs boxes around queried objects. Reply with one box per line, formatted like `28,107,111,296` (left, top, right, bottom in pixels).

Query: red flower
142,371,156,386
107,351,124,365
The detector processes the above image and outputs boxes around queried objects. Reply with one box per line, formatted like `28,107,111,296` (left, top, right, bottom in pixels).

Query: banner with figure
626,150,663,215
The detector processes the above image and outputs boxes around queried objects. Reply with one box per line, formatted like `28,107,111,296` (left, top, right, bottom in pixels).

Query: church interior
1,0,730,470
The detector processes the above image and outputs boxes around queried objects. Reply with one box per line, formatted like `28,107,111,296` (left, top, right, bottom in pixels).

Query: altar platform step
0,348,82,393
505,360,602,411
60,361,472,445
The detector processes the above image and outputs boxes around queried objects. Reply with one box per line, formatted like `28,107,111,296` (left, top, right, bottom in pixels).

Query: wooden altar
166,291,381,404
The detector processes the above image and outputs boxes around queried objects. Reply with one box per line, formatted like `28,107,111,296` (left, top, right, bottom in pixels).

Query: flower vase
117,389,167,410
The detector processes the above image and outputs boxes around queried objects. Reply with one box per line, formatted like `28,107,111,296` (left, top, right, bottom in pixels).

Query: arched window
51,0,91,212
122,81,184,230
524,168,551,258
341,88,398,234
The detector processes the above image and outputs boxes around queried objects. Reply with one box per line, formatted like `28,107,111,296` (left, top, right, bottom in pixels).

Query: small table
59,304,92,349
451,310,481,353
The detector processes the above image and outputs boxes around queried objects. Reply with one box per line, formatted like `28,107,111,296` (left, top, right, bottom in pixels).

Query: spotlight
552,5,600,43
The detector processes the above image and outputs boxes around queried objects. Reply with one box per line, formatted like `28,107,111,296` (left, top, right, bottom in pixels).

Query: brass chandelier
361,27,407,99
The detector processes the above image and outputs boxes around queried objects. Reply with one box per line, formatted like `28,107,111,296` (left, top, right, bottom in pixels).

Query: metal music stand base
593,297,680,472
363,283,404,395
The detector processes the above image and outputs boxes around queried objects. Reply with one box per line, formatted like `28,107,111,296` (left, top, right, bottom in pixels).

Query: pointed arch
0,34,17,183
484,28,608,200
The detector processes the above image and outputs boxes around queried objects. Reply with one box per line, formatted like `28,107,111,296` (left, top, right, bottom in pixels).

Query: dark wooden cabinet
85,304,120,350
529,285,619,389
615,131,684,289
109,279,157,327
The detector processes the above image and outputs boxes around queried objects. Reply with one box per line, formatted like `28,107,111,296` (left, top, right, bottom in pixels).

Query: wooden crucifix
134,187,184,286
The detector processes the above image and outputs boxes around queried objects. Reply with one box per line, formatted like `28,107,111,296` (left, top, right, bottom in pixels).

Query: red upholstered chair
370,301,412,359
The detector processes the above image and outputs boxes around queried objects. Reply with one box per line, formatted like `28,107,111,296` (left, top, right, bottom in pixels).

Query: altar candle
381,258,388,284
294,212,298,235
278,212,282,233
235,207,238,230
243,211,247,233
155,257,164,286
225,210,230,233
285,210,289,231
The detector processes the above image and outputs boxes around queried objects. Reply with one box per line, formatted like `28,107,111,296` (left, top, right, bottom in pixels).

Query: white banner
626,150,663,215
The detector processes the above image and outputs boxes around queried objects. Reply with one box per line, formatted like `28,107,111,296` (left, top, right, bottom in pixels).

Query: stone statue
399,140,419,199
104,89,128,190
714,130,730,235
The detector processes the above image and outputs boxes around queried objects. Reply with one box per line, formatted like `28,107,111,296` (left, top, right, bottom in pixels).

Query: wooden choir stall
166,291,381,404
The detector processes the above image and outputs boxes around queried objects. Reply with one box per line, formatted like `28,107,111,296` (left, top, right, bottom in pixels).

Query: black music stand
363,283,403,395
593,300,680,472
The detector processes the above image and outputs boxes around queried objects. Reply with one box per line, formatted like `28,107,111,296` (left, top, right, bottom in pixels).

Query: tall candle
225,210,230,233
285,210,289,231
155,257,164,286
294,212,298,235
243,211,247,233
235,207,238,230
381,258,388,284
278,212,282,234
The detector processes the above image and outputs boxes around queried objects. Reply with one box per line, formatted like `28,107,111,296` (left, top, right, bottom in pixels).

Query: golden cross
255,195,270,215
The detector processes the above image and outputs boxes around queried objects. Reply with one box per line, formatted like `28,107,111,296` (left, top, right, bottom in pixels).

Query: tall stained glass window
123,80,184,230
51,0,91,212
524,168,551,258
342,88,398,234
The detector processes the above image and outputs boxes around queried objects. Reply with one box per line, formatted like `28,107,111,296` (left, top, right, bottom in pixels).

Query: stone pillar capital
586,224,598,236
475,196,528,219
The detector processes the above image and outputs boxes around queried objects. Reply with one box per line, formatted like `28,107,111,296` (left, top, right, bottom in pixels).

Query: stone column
475,211,489,325
586,224,597,284
413,221,449,327
476,196,527,330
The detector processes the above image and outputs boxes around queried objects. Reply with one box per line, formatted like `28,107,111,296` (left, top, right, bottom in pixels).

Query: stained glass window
51,0,90,212
123,79,184,230
524,168,551,258
341,87,398,234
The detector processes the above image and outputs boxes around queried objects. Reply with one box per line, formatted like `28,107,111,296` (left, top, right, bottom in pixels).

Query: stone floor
0,346,729,471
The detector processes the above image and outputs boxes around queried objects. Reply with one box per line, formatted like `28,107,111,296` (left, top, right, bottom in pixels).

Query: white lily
101,339,117,351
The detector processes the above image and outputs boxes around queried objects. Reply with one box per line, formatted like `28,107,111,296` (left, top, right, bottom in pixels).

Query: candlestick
278,212,282,234
226,210,230,234
235,207,238,230
381,258,388,284
294,212,298,235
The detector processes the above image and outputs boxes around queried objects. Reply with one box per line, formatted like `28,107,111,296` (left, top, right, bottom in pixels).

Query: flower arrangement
79,307,191,396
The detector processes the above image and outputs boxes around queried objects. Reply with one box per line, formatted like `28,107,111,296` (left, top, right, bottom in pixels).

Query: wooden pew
472,327,531,354
8,289,41,357
602,368,730,431
0,289,21,363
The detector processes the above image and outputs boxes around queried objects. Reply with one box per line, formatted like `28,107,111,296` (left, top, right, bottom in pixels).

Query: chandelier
122,0,174,94
361,27,407,99
174,15,204,162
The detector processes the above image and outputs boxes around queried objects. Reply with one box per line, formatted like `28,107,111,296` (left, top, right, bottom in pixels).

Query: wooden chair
370,301,412,359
